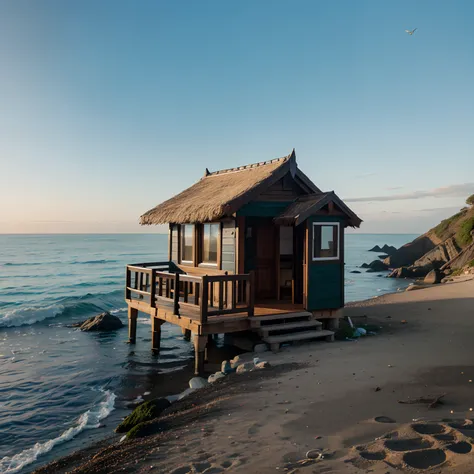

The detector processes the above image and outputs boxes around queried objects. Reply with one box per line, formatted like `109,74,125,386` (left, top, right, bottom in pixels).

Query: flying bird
405,28,417,35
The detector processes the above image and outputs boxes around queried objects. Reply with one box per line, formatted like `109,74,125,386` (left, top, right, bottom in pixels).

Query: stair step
250,311,313,327
264,329,335,345
259,320,322,336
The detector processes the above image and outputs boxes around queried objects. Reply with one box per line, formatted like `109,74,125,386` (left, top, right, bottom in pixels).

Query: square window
181,224,194,262
312,223,339,261
201,223,219,264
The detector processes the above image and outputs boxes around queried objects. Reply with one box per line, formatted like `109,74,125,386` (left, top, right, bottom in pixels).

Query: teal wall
237,201,293,217
306,216,344,311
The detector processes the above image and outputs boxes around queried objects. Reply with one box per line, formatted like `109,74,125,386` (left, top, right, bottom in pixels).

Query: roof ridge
205,151,294,178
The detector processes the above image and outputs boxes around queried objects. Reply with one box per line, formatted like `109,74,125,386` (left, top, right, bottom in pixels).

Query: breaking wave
0,290,124,328
0,389,116,474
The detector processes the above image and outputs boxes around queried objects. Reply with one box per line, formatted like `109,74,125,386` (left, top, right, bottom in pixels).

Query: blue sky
0,0,473,233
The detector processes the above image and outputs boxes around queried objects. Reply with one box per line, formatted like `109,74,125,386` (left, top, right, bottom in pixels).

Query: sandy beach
35,277,474,473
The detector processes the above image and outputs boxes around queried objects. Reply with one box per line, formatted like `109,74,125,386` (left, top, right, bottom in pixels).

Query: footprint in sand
359,450,386,461
247,423,261,435
411,423,446,435
384,437,433,452
447,441,472,454
374,415,396,423
403,448,447,470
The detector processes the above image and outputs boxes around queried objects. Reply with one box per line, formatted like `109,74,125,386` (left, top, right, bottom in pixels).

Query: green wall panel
306,216,344,310
237,201,293,217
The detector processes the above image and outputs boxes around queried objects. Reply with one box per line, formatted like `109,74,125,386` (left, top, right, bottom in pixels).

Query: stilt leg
327,318,340,331
152,317,163,354
193,334,207,375
128,307,138,344
181,328,191,341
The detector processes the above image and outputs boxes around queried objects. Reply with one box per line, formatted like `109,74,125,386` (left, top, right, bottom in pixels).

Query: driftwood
398,393,446,409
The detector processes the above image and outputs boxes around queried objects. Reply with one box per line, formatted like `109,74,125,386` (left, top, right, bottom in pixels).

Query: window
181,224,194,262
201,223,219,265
312,222,339,261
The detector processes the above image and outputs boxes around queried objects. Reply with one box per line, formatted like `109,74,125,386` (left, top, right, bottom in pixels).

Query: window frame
180,224,194,264
198,222,220,267
312,222,340,262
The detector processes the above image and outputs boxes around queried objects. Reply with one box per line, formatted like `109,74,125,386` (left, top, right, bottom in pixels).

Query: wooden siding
305,216,344,311
222,220,236,273
256,175,307,202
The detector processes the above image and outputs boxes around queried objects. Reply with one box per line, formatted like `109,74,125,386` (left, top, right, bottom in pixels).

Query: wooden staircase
250,311,335,352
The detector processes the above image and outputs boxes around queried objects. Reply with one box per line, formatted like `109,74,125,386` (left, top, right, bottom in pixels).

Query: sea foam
0,389,116,474
0,304,65,328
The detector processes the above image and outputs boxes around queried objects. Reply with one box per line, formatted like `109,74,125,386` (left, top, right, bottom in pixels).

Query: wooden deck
125,262,307,374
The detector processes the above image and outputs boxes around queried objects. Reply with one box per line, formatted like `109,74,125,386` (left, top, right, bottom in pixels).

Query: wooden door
255,219,277,300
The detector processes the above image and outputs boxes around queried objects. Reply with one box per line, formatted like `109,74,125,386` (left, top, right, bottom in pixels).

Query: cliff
386,202,474,278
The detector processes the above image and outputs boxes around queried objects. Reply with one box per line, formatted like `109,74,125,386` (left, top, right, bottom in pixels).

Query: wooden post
193,334,207,375
200,276,209,323
173,272,180,315
181,327,191,341
125,267,131,300
151,317,162,353
128,306,138,344
150,269,156,308
247,271,255,317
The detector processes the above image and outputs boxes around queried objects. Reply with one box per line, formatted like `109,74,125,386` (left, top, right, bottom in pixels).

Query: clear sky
1,0,473,234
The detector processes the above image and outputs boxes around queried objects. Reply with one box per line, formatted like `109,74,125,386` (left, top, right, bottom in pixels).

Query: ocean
0,233,417,473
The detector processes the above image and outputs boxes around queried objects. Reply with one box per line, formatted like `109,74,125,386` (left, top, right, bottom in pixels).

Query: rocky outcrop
116,398,171,433
412,237,461,270
369,244,397,255
388,237,463,279
381,245,397,255
369,245,383,252
74,312,124,331
383,235,439,268
366,260,389,273
381,204,474,279
424,269,444,284
442,242,474,271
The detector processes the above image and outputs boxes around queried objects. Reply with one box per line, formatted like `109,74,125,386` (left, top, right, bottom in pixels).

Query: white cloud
345,183,474,203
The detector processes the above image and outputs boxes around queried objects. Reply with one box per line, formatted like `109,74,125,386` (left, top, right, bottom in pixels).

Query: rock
221,360,235,374
378,254,389,259
381,245,397,255
230,356,241,369
189,377,209,389
254,343,268,353
360,263,370,269
383,235,438,268
208,372,226,383
126,419,164,439
350,270,361,274
255,361,271,369
406,284,425,292
366,260,388,273
369,245,383,252
116,398,170,433
77,312,124,331
388,267,411,278
236,362,254,374
178,387,196,400
424,269,444,284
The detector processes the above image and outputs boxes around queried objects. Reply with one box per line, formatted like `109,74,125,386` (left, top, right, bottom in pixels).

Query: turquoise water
0,233,417,473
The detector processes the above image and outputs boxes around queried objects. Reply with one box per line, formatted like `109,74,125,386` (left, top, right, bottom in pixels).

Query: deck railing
125,262,254,323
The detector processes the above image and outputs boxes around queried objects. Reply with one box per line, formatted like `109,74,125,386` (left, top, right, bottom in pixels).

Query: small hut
126,150,361,373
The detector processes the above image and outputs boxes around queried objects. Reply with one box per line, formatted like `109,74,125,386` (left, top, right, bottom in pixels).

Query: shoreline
33,277,474,473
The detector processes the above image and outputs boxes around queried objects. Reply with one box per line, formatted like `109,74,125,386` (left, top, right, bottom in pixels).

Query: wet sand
35,278,474,473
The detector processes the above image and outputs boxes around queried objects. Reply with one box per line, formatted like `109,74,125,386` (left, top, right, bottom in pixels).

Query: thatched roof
274,192,362,228
140,150,320,225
